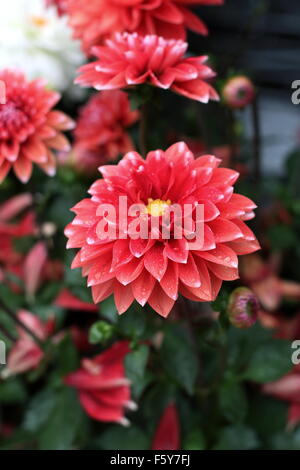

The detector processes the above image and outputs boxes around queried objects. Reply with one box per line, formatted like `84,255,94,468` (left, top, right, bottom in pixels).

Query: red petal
160,262,179,300
132,269,156,306
152,403,180,450
144,244,168,281
148,283,175,317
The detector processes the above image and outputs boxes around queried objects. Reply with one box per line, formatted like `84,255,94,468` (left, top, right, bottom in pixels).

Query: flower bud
227,287,259,328
89,321,114,345
222,76,255,109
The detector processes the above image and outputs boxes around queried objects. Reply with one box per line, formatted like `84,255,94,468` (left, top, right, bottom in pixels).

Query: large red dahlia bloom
64,341,134,424
76,33,218,103
67,0,224,54
73,90,139,175
0,70,74,183
65,142,260,318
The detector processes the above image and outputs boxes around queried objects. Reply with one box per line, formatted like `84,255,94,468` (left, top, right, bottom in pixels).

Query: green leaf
95,425,150,450
183,429,206,450
52,334,80,378
23,389,56,432
243,339,292,383
100,296,118,324
247,395,288,439
214,425,260,450
125,344,149,398
38,387,85,450
270,428,300,450
118,304,146,339
161,325,198,395
0,378,27,404
219,381,248,423
268,225,297,251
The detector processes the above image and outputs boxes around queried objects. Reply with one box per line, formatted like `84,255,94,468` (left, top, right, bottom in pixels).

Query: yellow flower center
30,15,49,28
146,198,171,217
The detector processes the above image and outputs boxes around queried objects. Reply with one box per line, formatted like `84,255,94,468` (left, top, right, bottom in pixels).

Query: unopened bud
222,76,255,109
227,287,259,329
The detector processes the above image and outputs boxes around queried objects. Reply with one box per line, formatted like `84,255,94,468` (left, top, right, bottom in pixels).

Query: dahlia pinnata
65,142,260,317
76,33,218,103
73,90,139,174
0,70,74,183
67,0,224,53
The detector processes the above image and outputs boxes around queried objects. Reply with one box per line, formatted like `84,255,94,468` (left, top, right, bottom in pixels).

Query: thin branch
0,298,44,348
0,321,16,342
252,95,262,182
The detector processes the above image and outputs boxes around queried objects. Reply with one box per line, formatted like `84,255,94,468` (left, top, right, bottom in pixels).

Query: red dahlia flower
65,142,260,318
73,90,139,175
67,0,224,54
64,341,135,424
0,69,74,183
75,33,218,103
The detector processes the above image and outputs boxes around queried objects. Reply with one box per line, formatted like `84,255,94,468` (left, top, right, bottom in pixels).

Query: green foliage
160,324,198,395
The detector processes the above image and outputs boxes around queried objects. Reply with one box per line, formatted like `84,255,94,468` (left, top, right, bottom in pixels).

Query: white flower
0,0,84,91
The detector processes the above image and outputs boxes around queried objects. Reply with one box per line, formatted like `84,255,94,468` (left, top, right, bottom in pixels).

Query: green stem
139,103,148,157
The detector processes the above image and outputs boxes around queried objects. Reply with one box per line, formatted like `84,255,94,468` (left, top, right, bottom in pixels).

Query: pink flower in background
0,69,75,183
2,311,55,377
73,90,139,175
23,242,48,299
67,0,224,54
65,142,260,317
64,341,135,424
0,194,36,268
152,403,180,450
76,33,219,103
222,76,255,109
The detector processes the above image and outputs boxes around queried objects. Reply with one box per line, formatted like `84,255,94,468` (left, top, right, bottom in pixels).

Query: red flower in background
46,0,68,16
67,0,224,54
55,288,98,312
76,33,218,103
2,311,55,377
64,341,135,424
152,403,180,450
65,142,260,317
0,194,36,276
0,70,74,183
73,90,139,175
261,313,300,429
